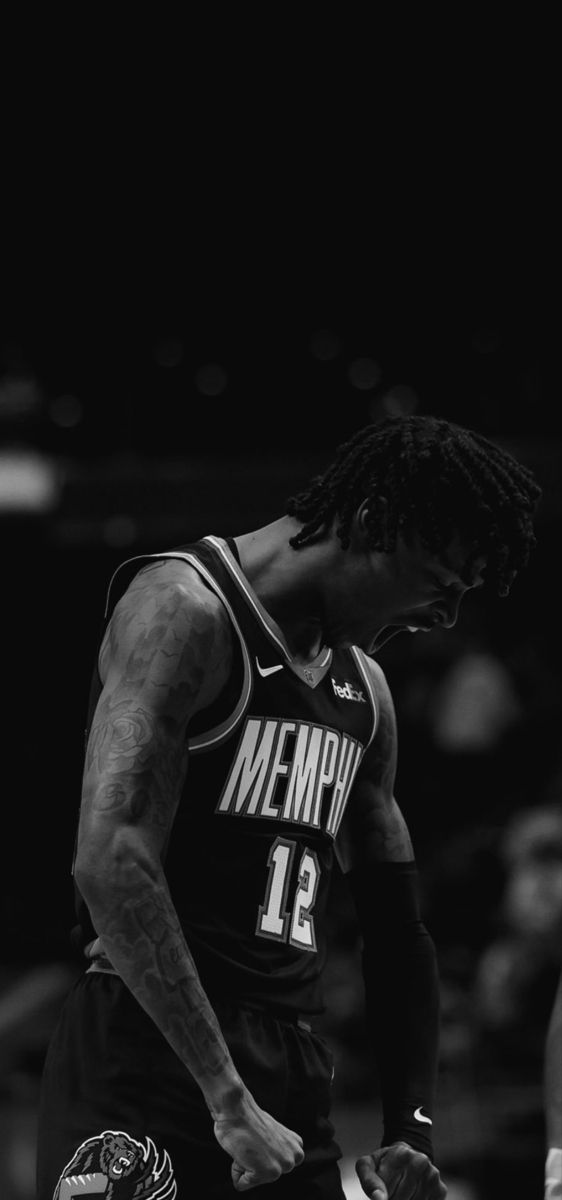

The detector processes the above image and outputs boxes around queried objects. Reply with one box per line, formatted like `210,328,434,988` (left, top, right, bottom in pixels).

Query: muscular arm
75,558,304,1189
74,559,245,1115
337,661,441,1167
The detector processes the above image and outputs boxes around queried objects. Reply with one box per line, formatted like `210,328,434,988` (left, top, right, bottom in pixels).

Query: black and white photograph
1,9,560,1199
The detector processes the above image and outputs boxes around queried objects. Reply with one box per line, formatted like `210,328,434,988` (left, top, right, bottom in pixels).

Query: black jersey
75,535,379,1015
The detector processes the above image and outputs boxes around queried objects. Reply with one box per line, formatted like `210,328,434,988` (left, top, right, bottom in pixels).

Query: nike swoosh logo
414,1106,432,1125
255,659,284,678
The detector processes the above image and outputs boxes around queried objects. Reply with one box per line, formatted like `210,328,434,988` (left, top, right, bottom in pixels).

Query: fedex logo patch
331,678,366,703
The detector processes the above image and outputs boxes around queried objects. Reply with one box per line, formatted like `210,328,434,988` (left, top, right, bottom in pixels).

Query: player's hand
356,1142,447,1199
213,1089,304,1191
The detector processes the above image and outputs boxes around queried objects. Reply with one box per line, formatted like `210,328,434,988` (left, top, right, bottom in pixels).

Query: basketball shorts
36,971,347,1199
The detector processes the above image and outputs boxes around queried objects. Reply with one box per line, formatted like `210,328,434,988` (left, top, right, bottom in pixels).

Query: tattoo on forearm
96,878,231,1080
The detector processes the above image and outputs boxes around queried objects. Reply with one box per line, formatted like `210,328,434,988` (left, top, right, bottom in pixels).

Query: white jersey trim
204,535,332,675
349,646,378,748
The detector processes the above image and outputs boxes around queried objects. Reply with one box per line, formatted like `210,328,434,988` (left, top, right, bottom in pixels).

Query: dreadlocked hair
286,415,541,596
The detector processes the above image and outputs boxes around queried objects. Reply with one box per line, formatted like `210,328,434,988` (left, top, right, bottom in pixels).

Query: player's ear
353,494,389,532
349,499,372,547
356,499,369,528
350,496,388,548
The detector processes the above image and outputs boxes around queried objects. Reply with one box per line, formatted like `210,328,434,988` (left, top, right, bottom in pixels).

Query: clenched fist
356,1141,447,1199
213,1088,304,1191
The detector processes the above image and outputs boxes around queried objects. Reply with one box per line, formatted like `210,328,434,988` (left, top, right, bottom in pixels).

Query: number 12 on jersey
256,836,320,952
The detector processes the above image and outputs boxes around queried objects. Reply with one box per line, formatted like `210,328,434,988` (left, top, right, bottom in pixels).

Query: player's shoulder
121,555,229,626
101,554,234,689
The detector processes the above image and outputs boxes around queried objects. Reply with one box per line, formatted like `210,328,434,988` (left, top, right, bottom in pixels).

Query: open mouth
112,1158,133,1177
370,620,437,651
370,625,407,652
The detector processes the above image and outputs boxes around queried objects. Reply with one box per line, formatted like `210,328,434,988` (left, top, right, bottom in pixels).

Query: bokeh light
378,383,419,417
194,363,228,396
0,372,43,421
347,357,382,391
0,449,60,512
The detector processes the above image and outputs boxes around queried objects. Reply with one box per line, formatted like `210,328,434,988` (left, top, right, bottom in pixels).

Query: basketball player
37,416,541,1199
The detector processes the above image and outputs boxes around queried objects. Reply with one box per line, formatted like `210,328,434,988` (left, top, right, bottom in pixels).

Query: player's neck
233,518,327,662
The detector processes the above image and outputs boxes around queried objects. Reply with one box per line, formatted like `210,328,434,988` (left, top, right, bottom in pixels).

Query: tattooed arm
337,661,445,1200
74,558,303,1191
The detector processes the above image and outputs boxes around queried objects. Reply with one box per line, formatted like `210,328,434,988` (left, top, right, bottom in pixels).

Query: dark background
0,8,560,1197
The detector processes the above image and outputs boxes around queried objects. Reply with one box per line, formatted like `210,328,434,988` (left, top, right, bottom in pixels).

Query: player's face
325,531,486,653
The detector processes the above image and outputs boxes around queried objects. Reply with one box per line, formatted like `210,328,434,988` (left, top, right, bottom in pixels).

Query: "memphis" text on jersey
216,717,363,837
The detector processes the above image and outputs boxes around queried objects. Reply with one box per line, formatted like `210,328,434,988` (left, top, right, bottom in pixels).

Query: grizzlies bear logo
53,1129,177,1198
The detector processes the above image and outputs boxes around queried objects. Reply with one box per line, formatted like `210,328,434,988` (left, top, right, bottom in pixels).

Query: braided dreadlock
286,416,541,596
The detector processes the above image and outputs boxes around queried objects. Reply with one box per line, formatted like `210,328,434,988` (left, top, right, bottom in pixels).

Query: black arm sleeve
347,859,440,1158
